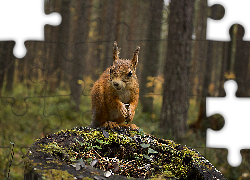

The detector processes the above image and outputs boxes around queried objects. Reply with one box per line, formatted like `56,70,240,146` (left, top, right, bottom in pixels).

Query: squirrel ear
113,41,120,61
131,46,140,68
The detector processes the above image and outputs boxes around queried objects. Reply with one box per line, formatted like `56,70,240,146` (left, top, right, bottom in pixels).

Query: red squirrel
90,41,140,130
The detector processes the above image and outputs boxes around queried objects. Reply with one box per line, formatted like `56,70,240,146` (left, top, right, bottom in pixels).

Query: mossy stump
24,126,227,180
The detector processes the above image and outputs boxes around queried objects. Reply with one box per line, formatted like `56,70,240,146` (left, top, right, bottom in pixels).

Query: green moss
41,169,75,179
24,157,76,179
33,127,211,179
81,178,94,180
151,170,176,179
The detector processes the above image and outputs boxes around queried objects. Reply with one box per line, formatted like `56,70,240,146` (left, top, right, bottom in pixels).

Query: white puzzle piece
0,0,61,58
206,80,250,167
207,0,250,41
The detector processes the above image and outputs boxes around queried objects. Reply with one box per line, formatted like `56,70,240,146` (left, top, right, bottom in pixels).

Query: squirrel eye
127,71,132,77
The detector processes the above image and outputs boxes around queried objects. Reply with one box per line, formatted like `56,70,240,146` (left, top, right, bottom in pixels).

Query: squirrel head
110,41,140,91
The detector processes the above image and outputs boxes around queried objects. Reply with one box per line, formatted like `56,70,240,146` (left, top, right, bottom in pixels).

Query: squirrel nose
113,82,119,87
112,81,123,90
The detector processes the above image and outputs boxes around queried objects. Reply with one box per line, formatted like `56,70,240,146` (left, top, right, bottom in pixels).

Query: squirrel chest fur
90,42,140,129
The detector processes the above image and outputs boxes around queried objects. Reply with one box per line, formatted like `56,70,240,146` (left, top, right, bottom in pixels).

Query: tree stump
24,126,226,180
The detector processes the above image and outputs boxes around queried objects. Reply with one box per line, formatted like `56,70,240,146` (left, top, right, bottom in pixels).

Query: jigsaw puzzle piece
82,109,93,127
44,0,93,62
44,0,169,63
41,95,92,135
0,96,45,138
0,0,61,58
0,41,16,95
193,23,249,97
0,146,11,177
0,96,44,177
0,41,48,116
43,41,98,98
42,113,62,136
81,0,166,41
190,40,207,74
191,40,229,98
41,96,68,135
0,146,28,180
1,41,47,91
204,148,250,178
233,24,250,97
206,80,250,167
42,42,74,96
207,0,250,41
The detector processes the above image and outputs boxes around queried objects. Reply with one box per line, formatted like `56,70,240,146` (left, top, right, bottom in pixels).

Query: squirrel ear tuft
113,41,120,61
131,46,140,68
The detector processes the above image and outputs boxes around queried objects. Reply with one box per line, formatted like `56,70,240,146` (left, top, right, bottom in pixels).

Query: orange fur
90,42,140,130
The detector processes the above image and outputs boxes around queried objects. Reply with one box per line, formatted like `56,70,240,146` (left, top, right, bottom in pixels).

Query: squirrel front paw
120,103,128,118
126,108,135,123
103,121,121,129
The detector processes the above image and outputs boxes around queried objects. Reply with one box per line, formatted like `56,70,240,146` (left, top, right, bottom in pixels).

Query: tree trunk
192,0,208,97
5,42,15,92
218,42,228,97
70,0,92,111
140,0,163,113
159,0,195,141
234,24,250,97
46,0,69,93
194,5,224,132
0,43,5,95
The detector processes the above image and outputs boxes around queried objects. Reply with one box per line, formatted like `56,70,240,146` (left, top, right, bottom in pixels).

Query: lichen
34,126,211,179
24,126,226,179
40,169,75,179
23,157,77,179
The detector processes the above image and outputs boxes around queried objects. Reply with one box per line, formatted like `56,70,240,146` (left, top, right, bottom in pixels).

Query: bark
159,0,195,141
140,0,163,113
70,0,92,111
234,24,250,97
5,42,15,92
0,43,5,95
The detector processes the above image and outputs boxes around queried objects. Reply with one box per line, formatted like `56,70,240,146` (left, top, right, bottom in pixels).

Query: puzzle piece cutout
207,0,250,41
206,80,250,167
0,0,61,58
2,0,250,179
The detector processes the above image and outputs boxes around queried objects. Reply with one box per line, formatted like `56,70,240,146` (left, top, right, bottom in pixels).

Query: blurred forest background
0,0,250,179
